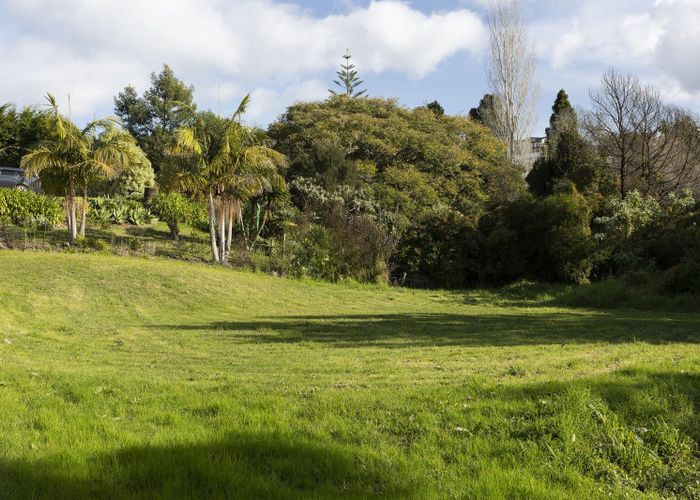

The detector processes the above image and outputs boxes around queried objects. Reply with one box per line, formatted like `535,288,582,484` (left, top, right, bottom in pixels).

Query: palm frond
173,127,203,156
78,158,119,179
20,146,67,175
83,117,120,136
231,94,251,123
242,146,288,173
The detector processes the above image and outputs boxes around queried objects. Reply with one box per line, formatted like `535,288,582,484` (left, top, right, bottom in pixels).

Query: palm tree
21,94,139,242
172,96,287,264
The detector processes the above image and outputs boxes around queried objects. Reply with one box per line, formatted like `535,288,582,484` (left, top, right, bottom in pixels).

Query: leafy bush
90,195,154,226
110,156,156,197
0,189,62,228
394,208,480,288
594,191,662,244
76,235,111,252
287,224,336,280
593,191,698,276
283,205,390,283
526,128,611,197
149,192,207,240
662,256,700,295
482,189,596,284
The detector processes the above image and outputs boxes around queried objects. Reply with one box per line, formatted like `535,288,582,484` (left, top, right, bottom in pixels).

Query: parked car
0,166,41,192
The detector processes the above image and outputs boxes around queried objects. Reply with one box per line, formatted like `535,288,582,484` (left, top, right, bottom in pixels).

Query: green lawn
0,251,698,499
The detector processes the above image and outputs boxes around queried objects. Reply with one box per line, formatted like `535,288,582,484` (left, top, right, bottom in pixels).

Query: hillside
0,251,699,498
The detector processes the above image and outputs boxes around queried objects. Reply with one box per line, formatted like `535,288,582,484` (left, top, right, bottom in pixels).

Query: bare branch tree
646,107,700,197
584,70,641,198
485,0,538,166
585,69,700,198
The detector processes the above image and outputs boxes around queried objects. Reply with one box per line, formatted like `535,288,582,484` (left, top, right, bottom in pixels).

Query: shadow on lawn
152,311,700,348
0,431,417,499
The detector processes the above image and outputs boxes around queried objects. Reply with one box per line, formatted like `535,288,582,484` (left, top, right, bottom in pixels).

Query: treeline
1,65,699,293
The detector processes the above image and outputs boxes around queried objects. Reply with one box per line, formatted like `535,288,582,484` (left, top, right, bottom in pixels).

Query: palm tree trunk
208,190,220,263
65,195,73,240
249,203,270,251
66,184,78,244
218,201,227,264
79,181,88,237
226,204,234,259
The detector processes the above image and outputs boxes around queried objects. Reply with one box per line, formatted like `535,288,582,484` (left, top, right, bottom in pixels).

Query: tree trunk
79,182,88,237
65,196,73,241
168,221,180,241
208,190,220,263
66,184,78,244
249,202,270,252
218,201,227,264
226,204,234,260
620,152,626,199
68,198,77,243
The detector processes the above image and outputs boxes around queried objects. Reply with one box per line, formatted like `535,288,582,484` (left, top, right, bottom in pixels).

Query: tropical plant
171,97,288,264
90,195,155,226
20,94,141,242
240,174,288,251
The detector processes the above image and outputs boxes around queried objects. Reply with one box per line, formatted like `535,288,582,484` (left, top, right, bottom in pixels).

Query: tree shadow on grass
125,225,207,244
0,431,418,500
151,312,700,348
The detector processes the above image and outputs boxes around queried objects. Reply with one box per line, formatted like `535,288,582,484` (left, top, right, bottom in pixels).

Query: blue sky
1,0,699,135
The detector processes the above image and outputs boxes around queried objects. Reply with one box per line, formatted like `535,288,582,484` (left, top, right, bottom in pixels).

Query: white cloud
248,79,328,125
651,0,700,94
0,0,485,124
529,0,700,110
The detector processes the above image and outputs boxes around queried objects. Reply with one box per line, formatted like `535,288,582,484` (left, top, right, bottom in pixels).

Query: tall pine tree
329,50,367,98
114,64,196,172
545,89,577,145
527,90,606,196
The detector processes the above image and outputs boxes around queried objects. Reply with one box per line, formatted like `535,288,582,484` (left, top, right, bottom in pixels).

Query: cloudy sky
1,0,699,134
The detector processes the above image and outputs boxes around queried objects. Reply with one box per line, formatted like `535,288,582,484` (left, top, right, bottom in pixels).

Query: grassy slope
0,251,698,499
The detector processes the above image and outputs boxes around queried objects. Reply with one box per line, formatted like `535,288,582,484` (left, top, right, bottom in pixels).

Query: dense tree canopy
114,64,196,173
468,94,495,125
0,104,51,168
269,96,523,230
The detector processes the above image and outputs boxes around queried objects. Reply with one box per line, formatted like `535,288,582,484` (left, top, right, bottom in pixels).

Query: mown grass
0,251,699,499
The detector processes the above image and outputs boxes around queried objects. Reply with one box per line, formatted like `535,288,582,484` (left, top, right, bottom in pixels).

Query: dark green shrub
526,129,609,197
149,192,207,240
482,189,596,284
75,236,111,252
593,191,698,278
288,224,337,280
394,208,480,288
285,205,390,283
0,189,62,228
662,256,700,295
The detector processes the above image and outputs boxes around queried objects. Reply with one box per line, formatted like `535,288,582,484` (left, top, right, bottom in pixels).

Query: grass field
1,251,699,499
